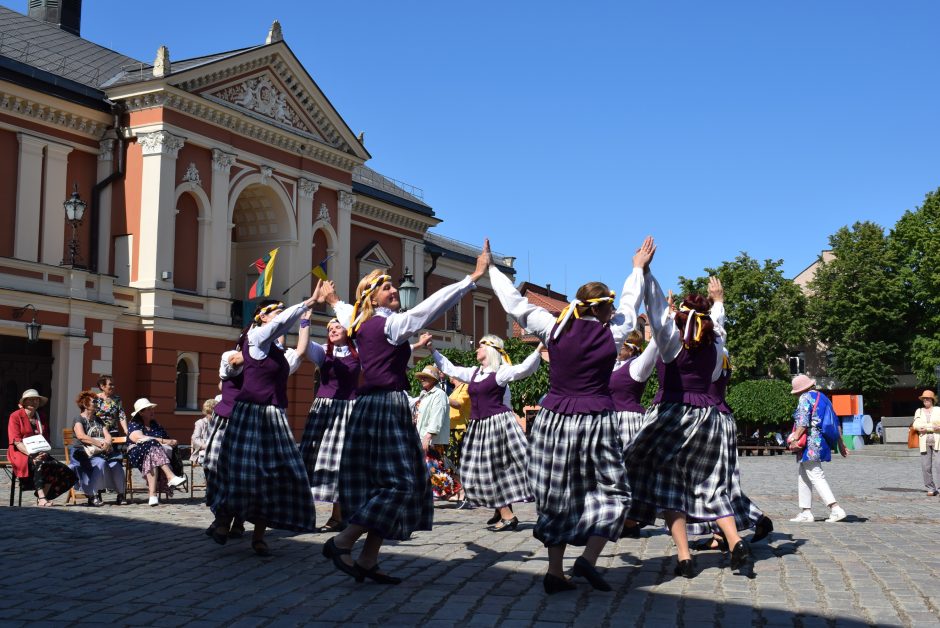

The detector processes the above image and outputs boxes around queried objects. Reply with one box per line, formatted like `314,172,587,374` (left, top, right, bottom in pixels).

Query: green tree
678,253,809,380
809,221,906,400
725,379,797,426
889,188,940,386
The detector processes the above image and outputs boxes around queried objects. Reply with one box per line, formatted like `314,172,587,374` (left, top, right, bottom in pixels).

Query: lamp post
63,184,86,266
12,304,41,343
398,267,418,312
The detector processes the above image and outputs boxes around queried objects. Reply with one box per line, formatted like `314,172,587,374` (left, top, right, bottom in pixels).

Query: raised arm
305,341,327,367
643,272,683,363
385,275,476,344
432,350,478,382
628,337,660,382
708,277,726,340
219,350,243,380
494,344,542,386
609,268,645,346
488,265,555,342
248,302,311,352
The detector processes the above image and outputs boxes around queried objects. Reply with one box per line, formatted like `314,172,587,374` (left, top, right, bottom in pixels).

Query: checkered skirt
527,408,629,547
299,397,354,503
207,402,316,532
687,409,764,536
203,413,228,505
624,402,749,528
460,411,532,508
615,410,647,456
338,390,432,540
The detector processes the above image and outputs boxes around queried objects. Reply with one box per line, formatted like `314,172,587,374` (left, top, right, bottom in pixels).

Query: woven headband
349,274,392,336
553,291,616,340
254,302,285,324
479,339,512,365
678,304,709,348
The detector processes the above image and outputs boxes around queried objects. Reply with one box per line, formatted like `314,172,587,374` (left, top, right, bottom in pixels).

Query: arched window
175,352,200,410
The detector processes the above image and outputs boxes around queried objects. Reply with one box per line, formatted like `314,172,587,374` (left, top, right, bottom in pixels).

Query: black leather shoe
486,510,501,525
572,556,612,591
691,535,728,552
490,516,519,531
228,522,246,538
730,540,751,570
752,515,773,543
674,558,696,578
355,562,401,585
323,537,362,581
543,573,576,594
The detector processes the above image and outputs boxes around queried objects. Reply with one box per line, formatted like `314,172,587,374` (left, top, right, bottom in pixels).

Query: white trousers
797,461,837,509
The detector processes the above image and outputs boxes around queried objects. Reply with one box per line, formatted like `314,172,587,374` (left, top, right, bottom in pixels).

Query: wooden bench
64,429,139,504
737,445,788,456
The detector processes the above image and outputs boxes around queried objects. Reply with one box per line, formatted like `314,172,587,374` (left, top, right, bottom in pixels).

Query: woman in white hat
786,374,848,522
126,398,188,506
912,390,940,496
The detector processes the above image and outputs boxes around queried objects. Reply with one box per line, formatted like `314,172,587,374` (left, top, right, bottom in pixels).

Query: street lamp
63,184,86,266
12,304,41,343
398,267,418,311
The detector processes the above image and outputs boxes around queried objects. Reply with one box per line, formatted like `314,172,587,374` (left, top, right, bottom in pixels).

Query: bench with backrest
63,428,142,504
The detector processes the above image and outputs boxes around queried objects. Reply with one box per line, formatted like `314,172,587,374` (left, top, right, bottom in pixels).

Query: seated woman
71,390,126,506
191,398,216,466
126,398,188,506
8,389,76,506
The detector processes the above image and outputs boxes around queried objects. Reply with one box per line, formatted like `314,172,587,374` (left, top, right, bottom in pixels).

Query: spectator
94,375,127,436
191,398,216,466
912,390,940,496
126,398,188,506
71,389,126,506
415,365,462,501
8,389,76,506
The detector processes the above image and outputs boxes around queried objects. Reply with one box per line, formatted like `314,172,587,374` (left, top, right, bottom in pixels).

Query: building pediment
205,71,321,140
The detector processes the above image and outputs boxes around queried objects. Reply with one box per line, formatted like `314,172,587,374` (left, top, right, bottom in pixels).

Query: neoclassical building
0,3,515,445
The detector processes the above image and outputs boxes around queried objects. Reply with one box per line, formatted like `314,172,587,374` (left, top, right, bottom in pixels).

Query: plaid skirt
338,390,432,541
624,402,749,528
687,410,764,536
528,408,628,547
460,412,532,508
299,397,354,503
615,410,646,456
203,413,229,505
207,402,316,532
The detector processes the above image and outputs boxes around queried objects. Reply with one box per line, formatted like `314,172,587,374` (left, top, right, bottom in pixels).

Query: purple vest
540,318,616,414
610,359,646,414
234,343,290,408
468,369,511,419
316,351,361,401
707,369,732,414
355,315,411,393
653,344,718,408
214,374,243,418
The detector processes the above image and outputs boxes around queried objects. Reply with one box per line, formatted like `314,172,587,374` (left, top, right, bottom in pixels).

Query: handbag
908,425,920,449
83,444,106,458
788,394,819,454
23,434,51,455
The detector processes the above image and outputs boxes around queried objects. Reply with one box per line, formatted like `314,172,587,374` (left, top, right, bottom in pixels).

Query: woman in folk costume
299,315,360,533
489,237,649,594
207,293,318,556
415,331,541,530
318,246,491,584
624,261,752,578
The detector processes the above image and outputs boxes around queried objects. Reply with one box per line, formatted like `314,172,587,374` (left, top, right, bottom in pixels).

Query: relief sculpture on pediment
212,74,311,133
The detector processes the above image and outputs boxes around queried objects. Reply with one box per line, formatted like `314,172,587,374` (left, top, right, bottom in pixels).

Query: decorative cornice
338,191,355,213
298,178,319,200
0,90,103,138
120,89,361,171
98,138,115,161
353,199,437,234
138,130,185,157
212,148,236,173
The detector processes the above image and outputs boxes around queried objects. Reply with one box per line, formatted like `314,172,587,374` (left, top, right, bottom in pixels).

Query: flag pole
280,253,336,295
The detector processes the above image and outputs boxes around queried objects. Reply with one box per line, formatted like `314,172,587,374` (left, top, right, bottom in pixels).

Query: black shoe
543,573,577,595
205,524,215,537
752,515,773,543
490,516,519,531
730,540,751,570
355,562,402,585
92,494,104,507
486,510,501,525
228,523,246,538
316,518,346,533
115,494,125,506
323,537,361,581
674,558,696,578
691,535,728,552
572,556,612,591
621,523,641,539
251,539,272,557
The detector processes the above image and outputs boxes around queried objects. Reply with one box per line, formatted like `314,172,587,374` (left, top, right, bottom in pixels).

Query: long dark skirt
299,397,354,503
338,390,432,541
32,457,77,501
460,411,532,508
527,408,628,547
208,402,316,532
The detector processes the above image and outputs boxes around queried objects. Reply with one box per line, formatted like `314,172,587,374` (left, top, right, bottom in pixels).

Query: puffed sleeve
488,266,555,342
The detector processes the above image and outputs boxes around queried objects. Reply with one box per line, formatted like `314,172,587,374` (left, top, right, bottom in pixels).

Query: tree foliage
808,221,906,401
726,379,797,425
678,253,809,380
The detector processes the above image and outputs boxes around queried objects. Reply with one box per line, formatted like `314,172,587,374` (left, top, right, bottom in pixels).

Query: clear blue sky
41,1,940,295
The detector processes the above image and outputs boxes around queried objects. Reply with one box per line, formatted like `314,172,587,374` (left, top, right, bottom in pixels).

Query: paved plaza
1,454,939,627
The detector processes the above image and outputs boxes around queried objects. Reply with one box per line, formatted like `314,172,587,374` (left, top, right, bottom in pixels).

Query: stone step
848,444,921,458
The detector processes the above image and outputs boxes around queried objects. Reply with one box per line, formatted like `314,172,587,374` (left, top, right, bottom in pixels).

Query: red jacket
7,408,49,478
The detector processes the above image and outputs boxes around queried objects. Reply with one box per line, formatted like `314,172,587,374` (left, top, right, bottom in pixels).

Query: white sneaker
826,506,847,523
168,475,187,488
148,496,159,507
789,511,814,522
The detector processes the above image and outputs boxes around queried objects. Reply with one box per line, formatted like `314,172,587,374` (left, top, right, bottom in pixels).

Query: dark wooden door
0,335,54,448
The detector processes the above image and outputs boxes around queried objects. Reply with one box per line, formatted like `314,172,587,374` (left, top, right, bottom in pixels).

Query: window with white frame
176,352,200,410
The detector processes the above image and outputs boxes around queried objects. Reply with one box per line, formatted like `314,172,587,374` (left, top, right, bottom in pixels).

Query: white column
402,237,426,299
14,133,46,262
50,334,88,446
41,142,74,265
209,149,235,298
136,130,184,291
337,191,354,297
293,177,319,304
96,139,115,273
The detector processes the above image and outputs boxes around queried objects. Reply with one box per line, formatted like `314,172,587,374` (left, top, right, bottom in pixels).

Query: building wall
0,128,18,257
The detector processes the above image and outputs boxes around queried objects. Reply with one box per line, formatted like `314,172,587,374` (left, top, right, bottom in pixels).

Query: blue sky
45,1,940,295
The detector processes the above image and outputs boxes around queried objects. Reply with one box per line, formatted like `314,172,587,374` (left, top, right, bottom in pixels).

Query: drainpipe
423,250,441,285
89,105,127,273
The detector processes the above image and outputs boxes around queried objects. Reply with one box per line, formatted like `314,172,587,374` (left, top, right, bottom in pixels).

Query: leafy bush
726,378,797,425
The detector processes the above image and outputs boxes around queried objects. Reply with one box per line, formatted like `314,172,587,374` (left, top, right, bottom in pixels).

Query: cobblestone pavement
2,455,939,627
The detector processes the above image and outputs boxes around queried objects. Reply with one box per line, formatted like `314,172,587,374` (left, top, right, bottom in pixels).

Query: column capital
98,138,115,161
212,148,237,173
139,130,185,158
338,190,355,212
298,177,320,200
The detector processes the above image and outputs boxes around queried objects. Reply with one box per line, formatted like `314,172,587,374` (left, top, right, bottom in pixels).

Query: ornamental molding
0,89,104,138
298,178,320,200
182,162,202,187
353,198,436,235
119,89,361,172
138,130,185,157
209,74,313,135
338,191,356,213
98,138,115,161
316,202,331,223
212,148,237,173
260,165,274,184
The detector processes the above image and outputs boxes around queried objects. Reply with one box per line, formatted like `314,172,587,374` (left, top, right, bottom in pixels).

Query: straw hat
131,397,158,417
919,390,936,401
415,365,442,384
19,388,48,408
790,374,817,395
